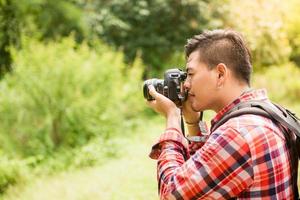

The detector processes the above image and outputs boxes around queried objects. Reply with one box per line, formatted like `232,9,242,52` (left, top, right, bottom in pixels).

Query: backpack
210,100,300,199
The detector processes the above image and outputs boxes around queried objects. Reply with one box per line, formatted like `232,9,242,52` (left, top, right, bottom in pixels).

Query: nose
184,79,190,90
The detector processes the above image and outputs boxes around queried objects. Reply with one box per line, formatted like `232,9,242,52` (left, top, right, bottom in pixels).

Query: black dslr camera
143,68,187,106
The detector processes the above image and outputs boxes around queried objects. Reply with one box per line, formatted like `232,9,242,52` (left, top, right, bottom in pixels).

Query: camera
143,68,187,106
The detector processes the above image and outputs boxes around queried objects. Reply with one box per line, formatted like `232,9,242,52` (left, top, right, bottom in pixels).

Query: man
147,29,294,199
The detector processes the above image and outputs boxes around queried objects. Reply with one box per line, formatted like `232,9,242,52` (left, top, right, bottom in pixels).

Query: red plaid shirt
149,89,294,199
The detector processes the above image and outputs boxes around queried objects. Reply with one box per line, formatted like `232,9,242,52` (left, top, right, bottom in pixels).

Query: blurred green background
0,0,300,199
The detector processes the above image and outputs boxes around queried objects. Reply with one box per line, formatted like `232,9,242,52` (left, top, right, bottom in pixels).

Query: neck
214,83,250,113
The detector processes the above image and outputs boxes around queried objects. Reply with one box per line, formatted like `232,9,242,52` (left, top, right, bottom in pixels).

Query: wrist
184,113,200,124
166,109,180,119
166,110,181,132
185,120,199,126
186,122,200,136
185,115,200,125
185,117,201,136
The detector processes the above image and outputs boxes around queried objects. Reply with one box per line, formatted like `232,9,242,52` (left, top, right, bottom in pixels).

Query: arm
147,87,253,199
157,128,254,199
182,100,209,154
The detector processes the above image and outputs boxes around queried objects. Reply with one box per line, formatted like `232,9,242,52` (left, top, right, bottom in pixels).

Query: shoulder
220,114,272,131
214,114,284,142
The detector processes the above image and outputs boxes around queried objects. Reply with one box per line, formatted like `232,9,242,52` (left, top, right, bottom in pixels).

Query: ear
215,63,227,88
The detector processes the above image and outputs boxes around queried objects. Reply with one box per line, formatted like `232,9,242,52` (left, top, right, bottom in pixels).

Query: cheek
193,76,208,92
191,75,203,87
193,77,215,106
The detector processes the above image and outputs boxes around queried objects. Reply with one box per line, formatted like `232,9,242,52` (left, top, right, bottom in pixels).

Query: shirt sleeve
154,127,254,200
149,127,190,160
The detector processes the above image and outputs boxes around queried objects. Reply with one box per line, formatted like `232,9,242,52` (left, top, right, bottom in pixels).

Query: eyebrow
186,67,193,73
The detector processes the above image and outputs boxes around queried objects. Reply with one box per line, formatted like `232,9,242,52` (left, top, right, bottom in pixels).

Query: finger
146,100,160,114
148,85,162,100
146,99,156,107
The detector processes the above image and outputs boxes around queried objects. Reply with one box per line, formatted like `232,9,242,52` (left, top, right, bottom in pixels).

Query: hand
146,85,180,118
182,98,201,136
182,97,200,124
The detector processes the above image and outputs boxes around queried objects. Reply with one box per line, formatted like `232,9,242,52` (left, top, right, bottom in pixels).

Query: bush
0,37,145,157
0,155,27,194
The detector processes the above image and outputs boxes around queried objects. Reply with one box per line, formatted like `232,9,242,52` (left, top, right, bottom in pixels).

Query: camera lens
143,79,164,100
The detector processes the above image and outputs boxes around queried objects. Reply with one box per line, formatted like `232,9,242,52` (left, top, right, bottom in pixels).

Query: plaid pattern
149,89,294,199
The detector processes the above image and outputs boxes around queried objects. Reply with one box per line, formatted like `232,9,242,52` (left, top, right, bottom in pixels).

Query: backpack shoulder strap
211,100,300,137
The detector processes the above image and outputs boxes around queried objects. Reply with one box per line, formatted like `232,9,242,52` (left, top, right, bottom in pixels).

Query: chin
191,103,202,112
192,101,210,112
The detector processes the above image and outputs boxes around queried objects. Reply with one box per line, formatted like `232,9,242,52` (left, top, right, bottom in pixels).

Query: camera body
143,68,187,106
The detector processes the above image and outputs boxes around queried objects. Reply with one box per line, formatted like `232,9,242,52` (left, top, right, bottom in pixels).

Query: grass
2,105,300,200
2,117,164,200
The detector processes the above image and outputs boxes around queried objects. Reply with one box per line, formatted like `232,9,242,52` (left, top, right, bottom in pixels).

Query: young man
147,30,294,199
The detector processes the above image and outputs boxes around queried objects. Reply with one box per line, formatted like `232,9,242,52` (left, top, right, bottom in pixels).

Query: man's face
184,51,218,112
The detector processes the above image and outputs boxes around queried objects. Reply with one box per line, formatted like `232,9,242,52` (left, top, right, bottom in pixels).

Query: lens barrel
142,68,187,105
143,79,164,101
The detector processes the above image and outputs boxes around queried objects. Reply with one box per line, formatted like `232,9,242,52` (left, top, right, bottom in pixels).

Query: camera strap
180,109,186,136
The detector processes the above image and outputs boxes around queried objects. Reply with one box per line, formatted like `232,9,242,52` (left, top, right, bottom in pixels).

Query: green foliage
2,0,300,78
14,0,86,42
226,0,291,69
0,155,27,194
1,0,228,77
1,118,161,200
253,63,300,110
27,136,120,175
0,0,86,78
0,37,144,157
284,0,300,66
0,0,21,77
0,121,127,195
86,0,225,75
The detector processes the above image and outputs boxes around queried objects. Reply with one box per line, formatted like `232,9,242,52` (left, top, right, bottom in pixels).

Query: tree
26,0,86,42
85,0,225,76
0,0,86,78
0,0,20,77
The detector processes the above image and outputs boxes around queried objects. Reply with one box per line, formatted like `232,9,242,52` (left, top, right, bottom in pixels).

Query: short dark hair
185,29,252,85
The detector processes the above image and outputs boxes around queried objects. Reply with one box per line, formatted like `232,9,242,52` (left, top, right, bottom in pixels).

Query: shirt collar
211,88,268,126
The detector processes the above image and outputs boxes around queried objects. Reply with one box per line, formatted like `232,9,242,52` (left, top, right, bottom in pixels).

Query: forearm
166,112,207,154
155,128,253,200
182,107,201,136
158,141,187,199
165,111,181,131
